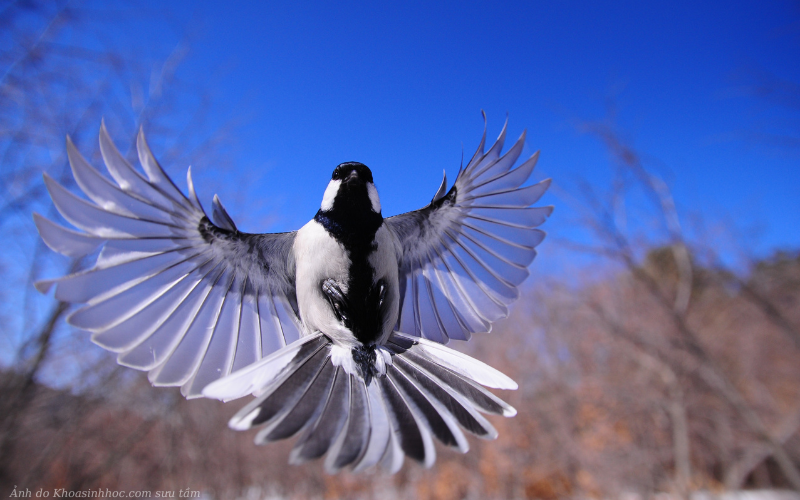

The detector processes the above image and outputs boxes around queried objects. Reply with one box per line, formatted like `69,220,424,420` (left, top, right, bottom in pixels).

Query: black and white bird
35,115,552,473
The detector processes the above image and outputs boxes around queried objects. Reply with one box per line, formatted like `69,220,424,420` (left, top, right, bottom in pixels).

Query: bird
34,114,552,473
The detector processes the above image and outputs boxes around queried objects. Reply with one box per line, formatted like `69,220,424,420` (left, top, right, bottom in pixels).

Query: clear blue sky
135,0,800,260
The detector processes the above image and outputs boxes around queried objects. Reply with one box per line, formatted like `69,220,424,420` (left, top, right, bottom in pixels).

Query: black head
331,162,374,184
319,161,381,215
315,161,383,242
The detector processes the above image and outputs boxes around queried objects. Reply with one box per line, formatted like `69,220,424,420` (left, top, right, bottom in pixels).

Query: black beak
345,170,361,184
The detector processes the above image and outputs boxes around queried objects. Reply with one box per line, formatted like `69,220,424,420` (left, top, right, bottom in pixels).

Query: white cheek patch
367,183,381,213
320,179,341,211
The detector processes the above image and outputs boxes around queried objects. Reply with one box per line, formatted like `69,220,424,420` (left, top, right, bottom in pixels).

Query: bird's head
319,162,381,215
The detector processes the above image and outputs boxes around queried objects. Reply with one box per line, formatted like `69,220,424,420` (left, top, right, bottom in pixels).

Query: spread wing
34,124,303,398
385,116,552,343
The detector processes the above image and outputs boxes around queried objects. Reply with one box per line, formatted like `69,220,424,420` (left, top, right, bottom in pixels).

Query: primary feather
35,114,551,472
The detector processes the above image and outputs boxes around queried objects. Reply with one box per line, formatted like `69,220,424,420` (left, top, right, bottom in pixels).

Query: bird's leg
321,278,352,329
351,343,379,385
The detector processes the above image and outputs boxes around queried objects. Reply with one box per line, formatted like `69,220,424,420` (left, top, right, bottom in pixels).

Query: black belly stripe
314,183,385,345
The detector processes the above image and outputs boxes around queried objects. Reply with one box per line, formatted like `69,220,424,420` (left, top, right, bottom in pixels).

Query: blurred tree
0,0,235,494
545,118,800,495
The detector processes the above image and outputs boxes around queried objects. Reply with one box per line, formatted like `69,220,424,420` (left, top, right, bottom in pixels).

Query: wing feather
148,271,232,388
90,262,220,352
44,173,178,238
98,122,179,213
36,126,300,396
185,274,247,396
386,116,551,343
67,252,213,331
118,268,232,373
469,151,538,196
33,213,104,257
67,136,179,224
232,281,261,372
257,290,287,356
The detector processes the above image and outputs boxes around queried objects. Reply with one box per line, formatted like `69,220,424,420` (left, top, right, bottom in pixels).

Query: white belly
292,220,400,346
293,220,352,343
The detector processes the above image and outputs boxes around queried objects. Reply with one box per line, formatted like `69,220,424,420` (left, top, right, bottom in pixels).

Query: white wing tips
202,333,327,402
34,277,57,294
33,212,103,258
211,194,237,232
529,148,540,165
37,126,303,400
185,167,204,213
410,335,519,391
136,126,160,182
392,114,552,345
539,176,552,193
216,333,516,473
432,170,448,202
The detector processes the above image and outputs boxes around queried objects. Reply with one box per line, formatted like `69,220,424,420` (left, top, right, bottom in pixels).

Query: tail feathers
325,375,370,471
202,333,328,404
390,331,519,390
202,331,517,473
353,381,391,472
289,366,351,463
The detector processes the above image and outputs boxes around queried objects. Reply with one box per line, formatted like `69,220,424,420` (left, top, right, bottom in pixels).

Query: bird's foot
322,278,351,328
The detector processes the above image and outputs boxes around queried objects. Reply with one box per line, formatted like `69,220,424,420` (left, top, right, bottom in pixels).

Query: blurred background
1,0,799,498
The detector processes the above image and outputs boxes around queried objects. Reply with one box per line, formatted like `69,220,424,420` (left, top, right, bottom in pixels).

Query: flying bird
34,115,552,473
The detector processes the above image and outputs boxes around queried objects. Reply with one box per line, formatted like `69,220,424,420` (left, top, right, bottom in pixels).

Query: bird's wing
34,124,303,398
385,116,552,343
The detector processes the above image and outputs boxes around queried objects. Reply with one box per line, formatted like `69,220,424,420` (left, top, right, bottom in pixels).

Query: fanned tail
203,331,517,473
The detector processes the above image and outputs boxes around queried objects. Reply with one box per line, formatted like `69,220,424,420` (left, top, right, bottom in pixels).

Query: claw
322,278,350,327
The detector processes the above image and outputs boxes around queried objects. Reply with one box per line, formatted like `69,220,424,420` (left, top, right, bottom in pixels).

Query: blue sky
111,0,800,262
150,0,799,263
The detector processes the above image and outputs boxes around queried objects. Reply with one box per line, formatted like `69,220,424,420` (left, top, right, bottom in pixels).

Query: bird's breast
294,220,351,340
293,220,399,346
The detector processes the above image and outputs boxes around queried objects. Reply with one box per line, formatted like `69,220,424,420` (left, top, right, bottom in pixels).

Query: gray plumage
34,114,551,472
